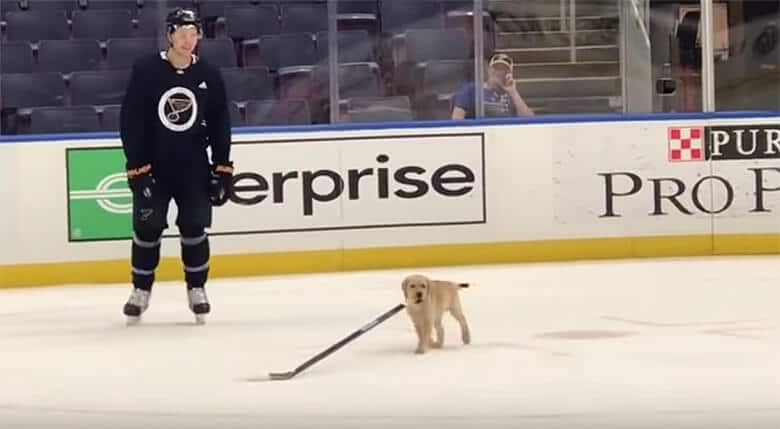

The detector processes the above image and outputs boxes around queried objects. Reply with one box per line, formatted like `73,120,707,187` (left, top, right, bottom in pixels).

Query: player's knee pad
131,228,163,290
179,226,209,287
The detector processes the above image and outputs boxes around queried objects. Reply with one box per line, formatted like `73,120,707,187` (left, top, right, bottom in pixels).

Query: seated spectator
451,53,534,119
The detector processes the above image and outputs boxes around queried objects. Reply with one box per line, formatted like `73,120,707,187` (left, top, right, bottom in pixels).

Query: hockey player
120,8,233,324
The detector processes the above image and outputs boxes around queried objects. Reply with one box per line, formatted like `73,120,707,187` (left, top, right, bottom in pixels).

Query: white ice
0,256,778,429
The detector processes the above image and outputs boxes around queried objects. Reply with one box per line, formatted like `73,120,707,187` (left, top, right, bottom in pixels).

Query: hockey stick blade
267,303,405,381
268,371,297,381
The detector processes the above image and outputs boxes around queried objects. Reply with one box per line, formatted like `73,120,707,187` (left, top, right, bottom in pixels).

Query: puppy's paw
462,332,471,345
432,340,443,349
415,347,426,354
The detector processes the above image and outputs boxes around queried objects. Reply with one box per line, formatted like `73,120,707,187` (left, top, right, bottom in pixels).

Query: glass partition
483,0,701,116
327,0,482,123
714,0,779,111
0,0,777,135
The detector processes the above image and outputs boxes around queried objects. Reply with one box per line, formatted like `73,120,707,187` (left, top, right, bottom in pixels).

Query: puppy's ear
421,278,430,298
401,278,409,298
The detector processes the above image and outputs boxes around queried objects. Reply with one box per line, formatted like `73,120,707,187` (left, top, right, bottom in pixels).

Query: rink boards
1,113,779,287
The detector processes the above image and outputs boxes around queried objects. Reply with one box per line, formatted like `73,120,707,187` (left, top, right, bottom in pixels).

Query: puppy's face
402,275,430,306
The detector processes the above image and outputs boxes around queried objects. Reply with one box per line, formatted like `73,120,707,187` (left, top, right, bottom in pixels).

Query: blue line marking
1,110,777,144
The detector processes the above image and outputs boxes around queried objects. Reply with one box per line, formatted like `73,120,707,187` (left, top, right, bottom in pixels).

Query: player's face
169,25,200,56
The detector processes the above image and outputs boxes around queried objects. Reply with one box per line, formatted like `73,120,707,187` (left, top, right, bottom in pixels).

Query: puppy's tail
458,283,470,288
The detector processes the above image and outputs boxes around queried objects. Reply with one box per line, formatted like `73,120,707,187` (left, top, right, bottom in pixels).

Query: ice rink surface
0,256,778,429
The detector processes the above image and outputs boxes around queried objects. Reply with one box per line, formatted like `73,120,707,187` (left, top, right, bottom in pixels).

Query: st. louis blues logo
157,86,198,132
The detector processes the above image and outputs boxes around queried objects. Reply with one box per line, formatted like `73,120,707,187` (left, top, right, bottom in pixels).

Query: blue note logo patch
158,86,198,132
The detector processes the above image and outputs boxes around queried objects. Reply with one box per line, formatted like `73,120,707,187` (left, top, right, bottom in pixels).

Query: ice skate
187,287,210,324
123,288,151,325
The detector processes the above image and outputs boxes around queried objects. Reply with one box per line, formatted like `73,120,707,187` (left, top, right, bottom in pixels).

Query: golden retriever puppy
402,274,471,354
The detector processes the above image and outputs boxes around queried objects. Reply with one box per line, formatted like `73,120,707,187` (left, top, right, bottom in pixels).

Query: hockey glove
126,164,155,200
209,162,234,207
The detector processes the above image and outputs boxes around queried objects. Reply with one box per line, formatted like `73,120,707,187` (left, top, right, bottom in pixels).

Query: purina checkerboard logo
668,126,704,162
667,125,780,162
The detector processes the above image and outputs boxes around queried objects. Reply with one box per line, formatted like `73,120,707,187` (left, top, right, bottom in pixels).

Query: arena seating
0,0,624,133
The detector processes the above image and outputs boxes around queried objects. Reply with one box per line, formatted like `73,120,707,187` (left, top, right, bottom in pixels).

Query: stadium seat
0,41,34,73
346,105,414,122
348,95,410,110
257,33,316,70
228,102,243,126
224,4,280,40
245,99,311,126
72,9,134,40
135,7,174,38
379,0,443,34
0,0,21,14
100,104,121,131
15,0,73,14
220,67,274,103
200,0,249,20
336,0,378,34
315,62,381,98
444,7,496,57
5,10,69,41
338,0,378,14
0,72,66,110
70,70,132,106
197,38,237,68
280,2,326,33
139,0,194,10
415,59,473,97
106,38,160,69
27,106,101,134
316,30,374,64
82,0,140,11
339,62,381,97
441,1,484,12
404,28,470,63
37,39,103,73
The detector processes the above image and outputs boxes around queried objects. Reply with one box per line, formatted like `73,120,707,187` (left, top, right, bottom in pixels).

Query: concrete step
514,61,620,79
515,76,622,98
496,29,618,49
526,96,622,114
499,45,619,63
489,0,618,19
495,15,619,33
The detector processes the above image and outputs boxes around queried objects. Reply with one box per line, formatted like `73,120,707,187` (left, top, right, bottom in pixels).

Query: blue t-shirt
453,82,517,118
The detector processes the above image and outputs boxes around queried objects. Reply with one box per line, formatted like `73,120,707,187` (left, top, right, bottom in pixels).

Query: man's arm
206,67,232,167
120,62,151,170
510,91,534,116
451,106,467,120
502,76,534,117
450,84,474,120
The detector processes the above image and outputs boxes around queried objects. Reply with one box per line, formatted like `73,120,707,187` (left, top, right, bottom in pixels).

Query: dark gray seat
245,99,311,126
72,9,134,40
27,106,101,134
220,66,274,103
106,38,160,69
316,30,374,63
0,41,34,73
5,10,69,41
0,72,66,110
224,4,280,39
280,2,326,33
37,39,103,73
70,70,132,106
197,38,237,68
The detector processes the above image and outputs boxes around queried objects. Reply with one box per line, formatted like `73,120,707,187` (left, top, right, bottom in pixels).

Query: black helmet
166,8,201,34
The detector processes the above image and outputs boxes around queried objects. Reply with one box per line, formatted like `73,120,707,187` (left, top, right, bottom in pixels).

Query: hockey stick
268,303,406,381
